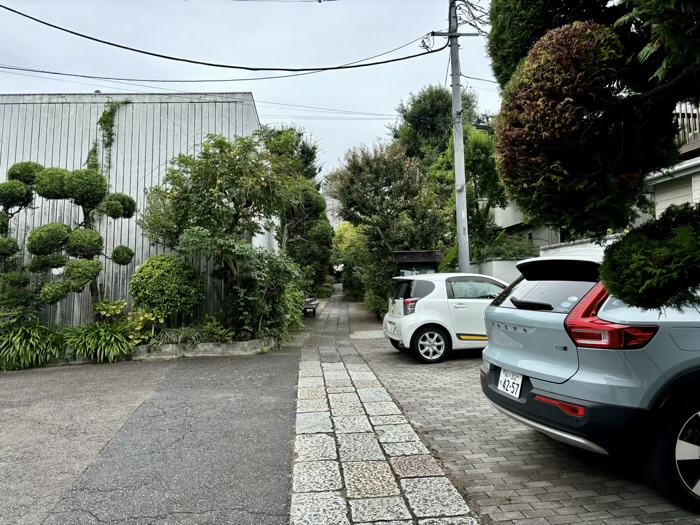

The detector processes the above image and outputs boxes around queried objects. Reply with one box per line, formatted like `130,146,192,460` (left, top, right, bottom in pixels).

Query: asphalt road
0,348,300,525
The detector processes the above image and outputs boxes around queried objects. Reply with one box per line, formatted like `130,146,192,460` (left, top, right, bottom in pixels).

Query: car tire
411,326,451,364
389,339,405,352
646,402,700,511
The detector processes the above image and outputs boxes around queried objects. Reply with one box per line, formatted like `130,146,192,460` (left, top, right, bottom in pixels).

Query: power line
0,35,428,84
461,74,498,84
0,4,447,72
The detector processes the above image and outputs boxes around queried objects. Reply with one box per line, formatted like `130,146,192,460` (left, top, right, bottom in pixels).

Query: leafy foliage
27,254,68,273
26,223,71,256
34,168,69,200
139,134,296,248
392,85,478,168
476,233,540,262
111,245,135,266
64,170,109,211
0,324,65,371
152,319,235,348
39,281,72,305
97,99,131,151
94,299,127,320
130,254,204,318
7,161,44,186
600,204,700,310
0,237,19,258
65,260,103,290
2,272,29,288
103,193,137,219
496,22,675,236
65,321,134,364
65,229,103,259
0,181,33,211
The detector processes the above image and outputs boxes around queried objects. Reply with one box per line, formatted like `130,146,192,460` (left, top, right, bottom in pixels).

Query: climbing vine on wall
95,99,131,172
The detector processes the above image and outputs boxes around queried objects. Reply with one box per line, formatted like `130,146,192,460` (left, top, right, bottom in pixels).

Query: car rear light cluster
404,298,418,315
564,282,658,350
534,395,587,417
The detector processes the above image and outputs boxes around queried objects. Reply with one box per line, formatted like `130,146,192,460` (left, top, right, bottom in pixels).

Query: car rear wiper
509,297,554,311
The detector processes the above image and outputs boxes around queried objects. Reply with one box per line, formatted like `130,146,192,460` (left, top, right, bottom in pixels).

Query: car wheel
647,402,700,511
412,326,451,364
389,339,405,352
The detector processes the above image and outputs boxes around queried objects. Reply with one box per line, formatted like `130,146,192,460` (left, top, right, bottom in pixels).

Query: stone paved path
289,295,480,525
346,302,700,525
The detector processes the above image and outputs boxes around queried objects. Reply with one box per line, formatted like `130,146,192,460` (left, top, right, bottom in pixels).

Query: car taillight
564,282,658,350
404,298,418,315
533,395,587,417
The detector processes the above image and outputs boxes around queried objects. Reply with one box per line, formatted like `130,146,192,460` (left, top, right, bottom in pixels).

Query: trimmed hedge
34,168,69,200
0,181,33,210
66,229,103,259
7,162,43,186
64,170,109,209
26,223,71,256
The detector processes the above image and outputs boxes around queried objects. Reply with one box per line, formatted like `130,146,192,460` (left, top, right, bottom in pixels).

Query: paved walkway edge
289,296,480,525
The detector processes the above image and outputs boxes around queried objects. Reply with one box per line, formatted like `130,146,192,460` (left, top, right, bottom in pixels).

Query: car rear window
409,280,435,298
392,280,435,299
492,277,597,314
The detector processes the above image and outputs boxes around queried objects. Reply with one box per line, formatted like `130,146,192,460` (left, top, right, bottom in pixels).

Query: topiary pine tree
0,161,138,316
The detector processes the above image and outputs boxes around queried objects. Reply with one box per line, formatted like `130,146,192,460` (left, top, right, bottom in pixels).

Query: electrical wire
0,4,447,72
461,74,498,84
0,35,429,84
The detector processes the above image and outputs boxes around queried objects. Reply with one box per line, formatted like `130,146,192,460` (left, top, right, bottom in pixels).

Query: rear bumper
480,364,652,455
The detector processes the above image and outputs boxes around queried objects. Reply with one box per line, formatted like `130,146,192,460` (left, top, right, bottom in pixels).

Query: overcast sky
0,0,500,176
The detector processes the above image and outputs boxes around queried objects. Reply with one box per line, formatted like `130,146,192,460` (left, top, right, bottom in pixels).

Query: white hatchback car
382,273,508,363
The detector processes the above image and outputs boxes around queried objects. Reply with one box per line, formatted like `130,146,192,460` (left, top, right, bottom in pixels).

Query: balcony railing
677,101,700,157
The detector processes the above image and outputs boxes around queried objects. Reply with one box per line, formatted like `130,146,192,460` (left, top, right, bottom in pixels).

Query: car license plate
497,369,523,399
387,322,396,334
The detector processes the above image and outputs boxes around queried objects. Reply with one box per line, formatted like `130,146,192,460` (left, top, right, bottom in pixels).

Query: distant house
647,102,700,215
0,92,271,325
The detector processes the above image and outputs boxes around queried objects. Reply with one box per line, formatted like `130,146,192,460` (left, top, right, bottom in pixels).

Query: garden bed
131,337,277,361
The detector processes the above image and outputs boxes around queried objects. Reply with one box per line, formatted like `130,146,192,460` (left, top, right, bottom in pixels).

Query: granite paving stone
327,386,356,394
333,415,373,434
326,379,354,388
383,441,431,456
390,455,444,478
290,492,350,525
364,401,402,416
371,415,409,426
298,377,325,388
353,380,384,389
337,432,386,462
401,477,472,518
357,387,393,403
297,386,327,399
297,397,330,412
349,497,412,522
296,411,332,434
293,461,343,492
419,519,480,525
343,461,401,498
375,423,421,443
295,434,338,461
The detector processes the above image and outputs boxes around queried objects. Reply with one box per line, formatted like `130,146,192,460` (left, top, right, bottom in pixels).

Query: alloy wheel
675,411,700,496
417,331,445,361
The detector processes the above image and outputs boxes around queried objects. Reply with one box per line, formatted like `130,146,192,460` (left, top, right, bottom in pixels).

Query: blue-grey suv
481,256,700,510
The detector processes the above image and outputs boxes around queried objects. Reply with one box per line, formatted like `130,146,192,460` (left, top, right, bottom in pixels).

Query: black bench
303,298,320,318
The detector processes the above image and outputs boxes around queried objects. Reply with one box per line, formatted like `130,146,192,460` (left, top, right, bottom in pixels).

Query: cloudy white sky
0,0,500,176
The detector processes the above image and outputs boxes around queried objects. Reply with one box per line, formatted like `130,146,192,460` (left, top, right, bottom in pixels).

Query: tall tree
392,85,478,168
491,1,700,308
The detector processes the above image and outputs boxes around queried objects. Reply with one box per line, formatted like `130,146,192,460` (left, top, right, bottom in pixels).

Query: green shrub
0,324,65,371
0,181,33,210
39,281,72,305
111,245,135,265
7,162,43,186
130,254,204,318
600,204,700,310
317,283,334,298
65,322,133,364
152,326,203,348
26,223,71,256
65,229,103,258
28,254,68,273
64,169,109,209
104,193,137,219
202,318,234,343
34,168,69,200
65,259,103,289
0,237,19,258
101,199,123,218
94,299,127,320
2,272,30,288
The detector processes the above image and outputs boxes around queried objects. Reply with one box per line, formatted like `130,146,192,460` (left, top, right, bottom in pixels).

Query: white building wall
654,177,694,216
0,92,263,325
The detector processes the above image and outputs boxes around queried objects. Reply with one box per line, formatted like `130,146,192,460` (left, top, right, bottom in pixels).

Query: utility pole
434,1,478,272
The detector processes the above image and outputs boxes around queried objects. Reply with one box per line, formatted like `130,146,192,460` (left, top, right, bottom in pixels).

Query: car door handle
453,303,468,309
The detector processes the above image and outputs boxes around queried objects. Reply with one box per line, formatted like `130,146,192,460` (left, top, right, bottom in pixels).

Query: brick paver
347,302,700,525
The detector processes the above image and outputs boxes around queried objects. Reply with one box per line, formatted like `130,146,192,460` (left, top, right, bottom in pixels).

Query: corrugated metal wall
0,92,263,326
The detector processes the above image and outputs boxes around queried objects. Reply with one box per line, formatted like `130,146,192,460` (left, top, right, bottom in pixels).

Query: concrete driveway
0,349,299,525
